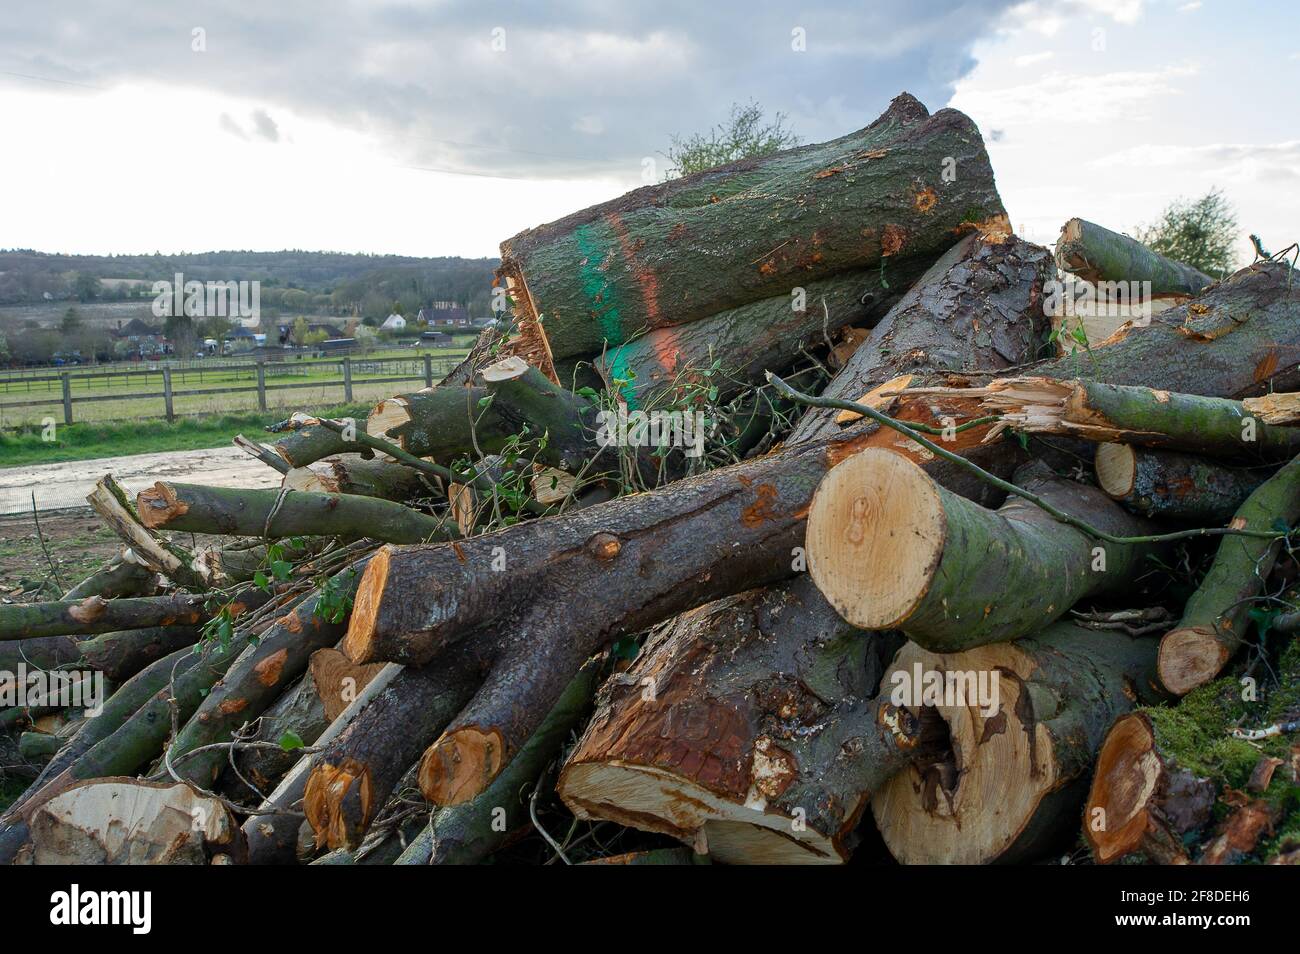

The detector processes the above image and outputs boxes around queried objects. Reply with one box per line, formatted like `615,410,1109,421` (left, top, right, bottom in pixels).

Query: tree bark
806,451,1162,651
1158,453,1300,694
1054,217,1214,297
222,674,328,795
870,623,1161,864
789,233,1054,444
137,481,456,544
1094,443,1270,522
282,455,431,502
61,557,156,601
593,266,912,409
499,93,1007,362
944,376,1300,460
0,592,210,640
165,561,371,787
264,413,373,469
74,625,203,683
1031,261,1300,397
1084,711,1214,864
303,644,486,850
397,661,601,865
558,578,909,863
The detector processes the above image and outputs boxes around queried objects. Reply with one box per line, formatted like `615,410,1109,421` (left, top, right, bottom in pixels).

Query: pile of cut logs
2,92,1298,866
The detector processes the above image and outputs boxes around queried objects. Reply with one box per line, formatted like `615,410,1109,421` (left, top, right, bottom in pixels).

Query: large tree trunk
592,266,912,409
1157,453,1300,694
558,578,908,863
498,93,1007,362
805,451,1162,651
1054,217,1214,297
788,232,1053,444
870,623,1161,864
0,592,211,640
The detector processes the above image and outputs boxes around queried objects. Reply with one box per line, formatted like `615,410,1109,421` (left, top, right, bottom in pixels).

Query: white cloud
951,63,1197,127
1014,51,1055,67
1177,2,1202,12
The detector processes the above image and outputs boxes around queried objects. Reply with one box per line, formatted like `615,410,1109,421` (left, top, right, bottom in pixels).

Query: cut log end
806,448,945,630
303,758,373,850
417,726,505,806
1084,713,1165,864
341,546,391,664
366,398,412,448
871,641,1060,865
1095,443,1137,499
479,355,530,383
136,482,185,529
559,763,848,864
1158,626,1231,695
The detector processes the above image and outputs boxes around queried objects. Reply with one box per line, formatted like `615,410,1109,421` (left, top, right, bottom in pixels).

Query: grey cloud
0,0,1020,177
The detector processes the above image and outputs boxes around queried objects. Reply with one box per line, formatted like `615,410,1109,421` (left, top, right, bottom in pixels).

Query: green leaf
271,560,293,581
278,730,305,751
253,570,269,591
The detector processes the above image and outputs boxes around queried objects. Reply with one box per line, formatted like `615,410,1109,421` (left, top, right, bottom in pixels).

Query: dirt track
0,445,281,516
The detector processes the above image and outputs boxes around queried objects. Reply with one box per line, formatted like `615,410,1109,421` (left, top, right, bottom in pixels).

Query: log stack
2,91,1298,867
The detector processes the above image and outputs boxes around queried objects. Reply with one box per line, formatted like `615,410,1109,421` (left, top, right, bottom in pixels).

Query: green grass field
0,401,377,466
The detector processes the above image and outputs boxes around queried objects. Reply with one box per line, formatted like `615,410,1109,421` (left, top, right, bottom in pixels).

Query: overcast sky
0,0,1294,264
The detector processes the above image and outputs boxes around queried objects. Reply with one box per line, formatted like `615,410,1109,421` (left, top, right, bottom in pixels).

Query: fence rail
0,354,461,425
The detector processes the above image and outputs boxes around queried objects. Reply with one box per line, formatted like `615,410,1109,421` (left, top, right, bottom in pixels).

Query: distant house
381,313,407,331
318,337,357,352
114,318,164,356
420,330,454,347
418,302,470,327
225,326,262,350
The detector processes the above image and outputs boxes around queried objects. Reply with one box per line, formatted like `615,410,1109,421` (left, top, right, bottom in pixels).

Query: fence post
423,353,433,388
256,359,267,411
162,367,175,423
343,357,354,403
61,372,73,425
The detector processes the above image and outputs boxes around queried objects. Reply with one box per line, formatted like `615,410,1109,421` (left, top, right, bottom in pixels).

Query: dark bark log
1032,261,1300,397
1055,217,1214,297
74,625,203,682
788,232,1054,444
558,578,908,863
1094,443,1270,522
397,661,601,865
136,481,455,544
18,731,62,762
1158,453,1300,694
304,645,485,850
593,265,914,409
806,452,1163,651
499,93,1007,362
871,624,1161,864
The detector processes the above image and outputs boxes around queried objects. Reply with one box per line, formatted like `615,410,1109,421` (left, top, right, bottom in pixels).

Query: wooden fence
0,354,461,425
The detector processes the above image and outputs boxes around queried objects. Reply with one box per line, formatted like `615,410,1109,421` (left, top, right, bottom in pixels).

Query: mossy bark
1096,444,1270,522
1055,217,1213,297
500,93,1006,361
1158,453,1300,694
136,481,455,544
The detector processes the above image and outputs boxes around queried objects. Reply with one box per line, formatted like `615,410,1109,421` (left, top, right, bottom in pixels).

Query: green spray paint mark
575,223,624,348
603,343,638,409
